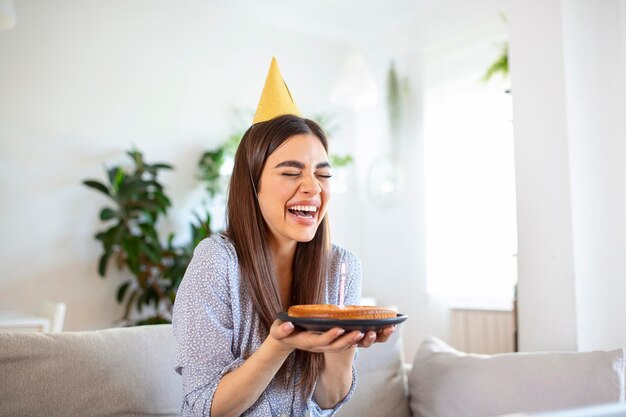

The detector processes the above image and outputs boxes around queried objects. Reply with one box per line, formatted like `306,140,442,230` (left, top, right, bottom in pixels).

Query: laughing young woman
172,59,395,417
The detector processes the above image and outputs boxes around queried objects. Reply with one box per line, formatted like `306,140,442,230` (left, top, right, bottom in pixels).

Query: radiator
450,308,516,354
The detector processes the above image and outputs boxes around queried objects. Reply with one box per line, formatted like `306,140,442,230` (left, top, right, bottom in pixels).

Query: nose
300,174,322,195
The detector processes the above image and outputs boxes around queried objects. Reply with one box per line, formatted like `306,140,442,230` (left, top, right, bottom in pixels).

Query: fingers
269,320,296,341
375,325,395,343
270,323,397,353
358,325,396,348
280,327,359,352
357,331,377,348
306,327,347,348
326,330,365,350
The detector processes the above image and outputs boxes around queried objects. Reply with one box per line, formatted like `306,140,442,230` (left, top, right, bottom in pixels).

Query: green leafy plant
387,61,403,140
330,154,354,167
482,42,509,83
386,61,411,157
83,150,210,325
311,113,354,169
198,130,245,197
482,13,509,85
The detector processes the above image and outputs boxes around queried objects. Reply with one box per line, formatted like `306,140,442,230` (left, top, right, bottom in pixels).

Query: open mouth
287,205,318,219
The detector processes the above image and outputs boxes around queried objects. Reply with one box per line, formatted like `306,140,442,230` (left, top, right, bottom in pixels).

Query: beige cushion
337,327,411,417
409,336,625,417
0,325,181,417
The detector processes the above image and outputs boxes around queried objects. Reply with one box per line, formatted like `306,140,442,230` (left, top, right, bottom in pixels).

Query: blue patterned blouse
172,234,362,417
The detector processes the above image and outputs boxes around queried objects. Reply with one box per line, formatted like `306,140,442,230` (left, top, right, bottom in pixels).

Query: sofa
0,324,624,417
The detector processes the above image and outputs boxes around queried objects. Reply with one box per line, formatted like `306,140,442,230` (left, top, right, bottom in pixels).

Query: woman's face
257,133,332,249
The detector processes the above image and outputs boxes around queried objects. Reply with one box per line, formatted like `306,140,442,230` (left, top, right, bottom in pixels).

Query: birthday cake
287,304,397,320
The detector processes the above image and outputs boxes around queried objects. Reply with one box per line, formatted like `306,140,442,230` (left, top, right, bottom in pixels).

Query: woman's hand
268,320,364,354
356,325,396,348
268,320,397,352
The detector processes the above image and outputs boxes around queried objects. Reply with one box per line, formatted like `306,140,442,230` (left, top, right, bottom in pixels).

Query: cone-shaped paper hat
252,57,301,124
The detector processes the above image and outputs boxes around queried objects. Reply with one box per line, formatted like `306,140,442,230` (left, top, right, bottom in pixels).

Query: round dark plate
276,312,407,333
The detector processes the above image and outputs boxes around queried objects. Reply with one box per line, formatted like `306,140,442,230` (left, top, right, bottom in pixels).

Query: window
423,26,517,309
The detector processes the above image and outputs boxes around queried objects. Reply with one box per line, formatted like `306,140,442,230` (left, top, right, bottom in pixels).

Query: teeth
290,205,317,212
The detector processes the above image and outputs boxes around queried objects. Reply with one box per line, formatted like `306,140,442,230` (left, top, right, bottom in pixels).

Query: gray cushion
0,324,181,417
337,328,411,417
409,336,626,417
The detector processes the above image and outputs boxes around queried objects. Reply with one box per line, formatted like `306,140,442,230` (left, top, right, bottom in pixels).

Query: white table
0,310,50,332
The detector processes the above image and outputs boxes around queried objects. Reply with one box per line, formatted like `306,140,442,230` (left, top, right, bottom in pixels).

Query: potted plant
83,149,210,325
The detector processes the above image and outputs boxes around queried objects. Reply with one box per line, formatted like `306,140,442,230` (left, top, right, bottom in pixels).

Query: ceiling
221,0,429,44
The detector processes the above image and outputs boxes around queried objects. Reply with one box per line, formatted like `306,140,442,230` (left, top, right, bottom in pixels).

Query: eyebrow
274,160,331,169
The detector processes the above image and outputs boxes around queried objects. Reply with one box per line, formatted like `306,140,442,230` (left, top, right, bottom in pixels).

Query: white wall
562,0,626,351
506,0,578,351
0,0,352,330
508,0,626,351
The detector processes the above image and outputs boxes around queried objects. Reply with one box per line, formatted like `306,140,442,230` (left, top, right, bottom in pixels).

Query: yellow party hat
252,57,301,124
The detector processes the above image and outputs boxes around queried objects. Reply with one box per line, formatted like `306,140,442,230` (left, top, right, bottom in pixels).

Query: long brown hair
225,114,330,394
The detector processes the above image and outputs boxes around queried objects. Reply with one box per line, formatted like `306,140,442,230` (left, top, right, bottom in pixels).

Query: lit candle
339,262,346,307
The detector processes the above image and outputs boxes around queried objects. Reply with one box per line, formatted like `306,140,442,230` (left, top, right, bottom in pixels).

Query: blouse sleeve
172,237,243,417
343,250,362,306
307,248,362,416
